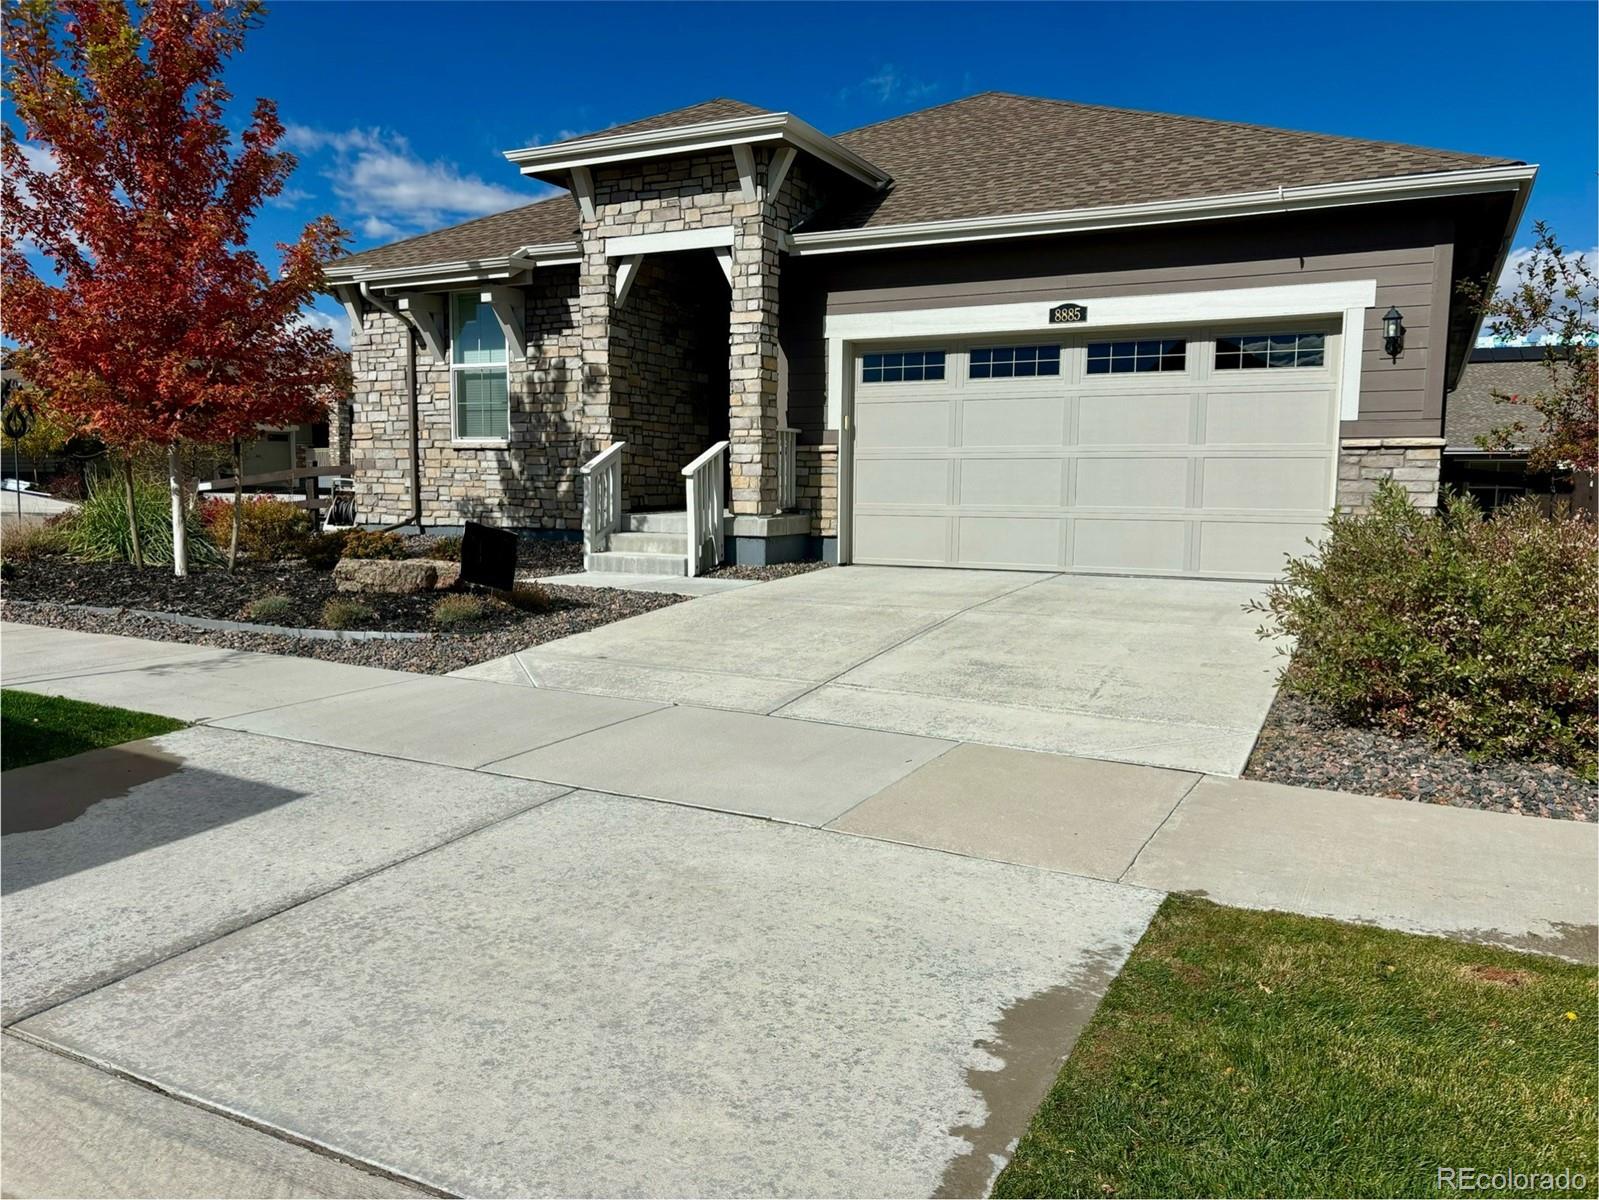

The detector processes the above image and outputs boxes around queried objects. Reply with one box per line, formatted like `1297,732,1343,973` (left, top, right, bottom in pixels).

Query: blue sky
21,1,1599,345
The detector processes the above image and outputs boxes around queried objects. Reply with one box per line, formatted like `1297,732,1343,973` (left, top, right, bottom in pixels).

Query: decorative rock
333,558,439,594
417,559,461,589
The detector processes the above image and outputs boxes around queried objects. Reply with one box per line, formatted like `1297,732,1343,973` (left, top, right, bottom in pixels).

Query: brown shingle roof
823,92,1518,230
331,193,580,273
331,91,1518,274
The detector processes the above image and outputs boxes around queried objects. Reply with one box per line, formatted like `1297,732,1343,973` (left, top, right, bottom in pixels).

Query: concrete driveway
460,567,1283,776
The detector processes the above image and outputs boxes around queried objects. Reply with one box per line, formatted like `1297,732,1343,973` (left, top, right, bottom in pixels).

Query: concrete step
622,511,687,534
608,530,687,555
585,550,688,576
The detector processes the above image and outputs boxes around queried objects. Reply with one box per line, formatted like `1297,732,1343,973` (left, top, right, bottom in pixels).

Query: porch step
585,550,689,576
608,530,687,555
622,510,688,534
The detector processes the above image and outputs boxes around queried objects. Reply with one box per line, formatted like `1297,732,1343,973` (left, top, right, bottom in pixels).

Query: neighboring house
1443,346,1593,513
325,93,1533,579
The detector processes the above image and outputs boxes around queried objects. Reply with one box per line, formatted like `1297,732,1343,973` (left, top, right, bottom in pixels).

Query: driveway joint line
6,770,577,1028
470,704,667,771
1117,772,1206,883
764,573,1056,716
0,1028,457,1199
811,739,964,829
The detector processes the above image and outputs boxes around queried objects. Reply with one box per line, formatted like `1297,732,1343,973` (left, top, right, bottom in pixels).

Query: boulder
419,559,462,590
333,557,438,594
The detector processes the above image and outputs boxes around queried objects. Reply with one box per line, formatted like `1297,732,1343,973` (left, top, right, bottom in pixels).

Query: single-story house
1443,346,1593,514
325,92,1534,579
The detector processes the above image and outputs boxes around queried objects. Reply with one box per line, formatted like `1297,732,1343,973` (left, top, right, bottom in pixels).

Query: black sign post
3,398,32,522
459,520,518,593
1049,302,1088,325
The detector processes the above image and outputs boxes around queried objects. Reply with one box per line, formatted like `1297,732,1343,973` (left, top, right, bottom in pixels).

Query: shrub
426,535,462,562
65,475,220,566
1254,481,1597,773
2,519,71,563
246,593,296,622
340,530,408,560
320,597,375,630
503,581,552,613
44,472,84,502
300,530,349,571
432,593,489,628
200,495,312,562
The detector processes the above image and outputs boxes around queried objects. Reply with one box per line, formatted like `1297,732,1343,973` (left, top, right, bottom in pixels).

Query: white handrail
777,427,798,511
681,439,729,576
579,441,626,560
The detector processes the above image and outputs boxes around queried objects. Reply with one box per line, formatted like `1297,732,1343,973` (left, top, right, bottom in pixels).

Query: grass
1,689,186,771
993,896,1597,1199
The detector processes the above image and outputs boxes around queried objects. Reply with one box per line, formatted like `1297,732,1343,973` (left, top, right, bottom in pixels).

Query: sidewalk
6,620,1593,961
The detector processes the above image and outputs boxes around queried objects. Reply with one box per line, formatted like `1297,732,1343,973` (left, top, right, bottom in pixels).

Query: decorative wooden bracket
482,286,526,359
395,292,448,362
332,284,366,338
765,146,796,210
570,165,597,222
713,246,733,286
614,255,644,305
732,145,757,203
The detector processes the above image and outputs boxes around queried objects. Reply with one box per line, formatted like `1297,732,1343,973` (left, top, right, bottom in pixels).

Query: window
451,293,509,440
970,345,1061,379
1215,331,1325,370
1086,338,1187,375
861,349,946,383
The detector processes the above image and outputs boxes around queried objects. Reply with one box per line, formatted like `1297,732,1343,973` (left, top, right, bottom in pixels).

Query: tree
2,0,348,574
1459,222,1598,474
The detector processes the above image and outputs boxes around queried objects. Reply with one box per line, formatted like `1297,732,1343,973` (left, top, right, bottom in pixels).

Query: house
1443,346,1593,513
325,93,1533,579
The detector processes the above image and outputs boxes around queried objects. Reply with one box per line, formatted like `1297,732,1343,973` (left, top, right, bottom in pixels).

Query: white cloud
295,305,351,351
17,142,57,175
282,123,542,242
840,65,939,106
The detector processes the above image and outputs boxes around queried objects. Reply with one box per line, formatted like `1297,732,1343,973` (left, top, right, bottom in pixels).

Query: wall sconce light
1382,306,1406,361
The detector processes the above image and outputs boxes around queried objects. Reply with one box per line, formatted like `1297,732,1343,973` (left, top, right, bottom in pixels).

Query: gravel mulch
1245,690,1595,823
704,560,830,582
1,587,684,675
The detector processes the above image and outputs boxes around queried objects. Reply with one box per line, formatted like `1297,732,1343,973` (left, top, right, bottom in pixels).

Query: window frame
1084,336,1189,377
1213,330,1328,372
968,343,1063,381
859,348,948,385
449,292,511,445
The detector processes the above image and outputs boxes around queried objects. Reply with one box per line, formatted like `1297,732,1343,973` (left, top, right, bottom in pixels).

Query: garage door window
970,344,1061,379
1086,338,1187,375
1215,332,1325,370
861,349,946,383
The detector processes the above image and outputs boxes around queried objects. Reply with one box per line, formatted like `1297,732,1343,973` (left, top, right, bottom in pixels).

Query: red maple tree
2,0,348,573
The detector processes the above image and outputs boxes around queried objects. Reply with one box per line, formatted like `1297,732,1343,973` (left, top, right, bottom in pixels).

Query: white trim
502,112,892,191
731,144,757,202
483,286,526,360
604,225,735,257
791,164,1538,257
569,166,596,222
332,284,364,337
822,279,1378,430
396,292,447,362
713,246,733,286
614,254,644,304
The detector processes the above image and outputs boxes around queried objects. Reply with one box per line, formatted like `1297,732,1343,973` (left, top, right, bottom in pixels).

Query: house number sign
1049,302,1088,324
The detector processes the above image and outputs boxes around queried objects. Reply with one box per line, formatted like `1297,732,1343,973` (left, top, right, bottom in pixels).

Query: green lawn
1,689,186,770
994,896,1597,1199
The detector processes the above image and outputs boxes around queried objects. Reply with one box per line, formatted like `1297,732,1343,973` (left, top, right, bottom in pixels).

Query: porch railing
682,440,729,576
579,441,625,559
777,427,798,511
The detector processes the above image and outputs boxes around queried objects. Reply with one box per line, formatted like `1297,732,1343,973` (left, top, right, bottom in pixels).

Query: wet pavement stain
1,741,185,834
933,948,1122,1199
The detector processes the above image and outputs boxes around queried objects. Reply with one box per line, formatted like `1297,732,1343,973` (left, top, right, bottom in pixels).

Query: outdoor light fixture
1382,306,1406,360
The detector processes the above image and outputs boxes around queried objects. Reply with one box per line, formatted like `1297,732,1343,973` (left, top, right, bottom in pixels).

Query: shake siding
780,204,1463,441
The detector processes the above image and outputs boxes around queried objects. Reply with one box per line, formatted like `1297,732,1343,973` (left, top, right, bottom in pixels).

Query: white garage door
849,326,1341,579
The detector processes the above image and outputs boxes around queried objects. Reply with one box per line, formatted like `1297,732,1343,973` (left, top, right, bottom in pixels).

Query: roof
329,91,1521,277
821,92,1517,231
1445,348,1562,451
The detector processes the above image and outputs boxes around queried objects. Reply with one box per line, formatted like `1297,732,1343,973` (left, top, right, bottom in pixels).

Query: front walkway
459,566,1286,776
3,621,1595,1196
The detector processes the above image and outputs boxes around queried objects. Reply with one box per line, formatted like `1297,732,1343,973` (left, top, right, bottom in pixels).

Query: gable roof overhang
502,112,893,191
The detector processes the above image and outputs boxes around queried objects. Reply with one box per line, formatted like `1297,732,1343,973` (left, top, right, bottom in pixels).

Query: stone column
727,208,781,515
576,235,617,463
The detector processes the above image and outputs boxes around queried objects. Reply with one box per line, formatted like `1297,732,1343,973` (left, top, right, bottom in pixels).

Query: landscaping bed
994,895,1597,1199
1246,690,1596,823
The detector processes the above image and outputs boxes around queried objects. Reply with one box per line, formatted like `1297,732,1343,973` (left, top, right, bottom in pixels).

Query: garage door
849,327,1340,579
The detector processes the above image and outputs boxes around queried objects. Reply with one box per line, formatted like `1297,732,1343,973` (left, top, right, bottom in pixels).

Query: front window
861,349,946,383
452,293,509,440
1086,338,1187,375
1214,331,1326,370
970,344,1061,379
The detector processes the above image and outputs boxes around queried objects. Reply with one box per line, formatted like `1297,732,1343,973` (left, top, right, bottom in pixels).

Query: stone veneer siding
1336,437,1443,512
794,442,838,538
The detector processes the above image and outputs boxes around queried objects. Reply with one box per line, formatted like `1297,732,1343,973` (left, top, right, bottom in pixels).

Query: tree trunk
121,454,144,569
228,439,242,571
168,444,188,577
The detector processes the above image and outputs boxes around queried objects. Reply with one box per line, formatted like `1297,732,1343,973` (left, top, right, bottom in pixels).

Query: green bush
246,594,296,622
320,597,375,630
300,530,349,571
432,593,488,628
2,519,71,563
340,530,408,560
65,476,220,567
200,496,312,562
1254,481,1597,773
